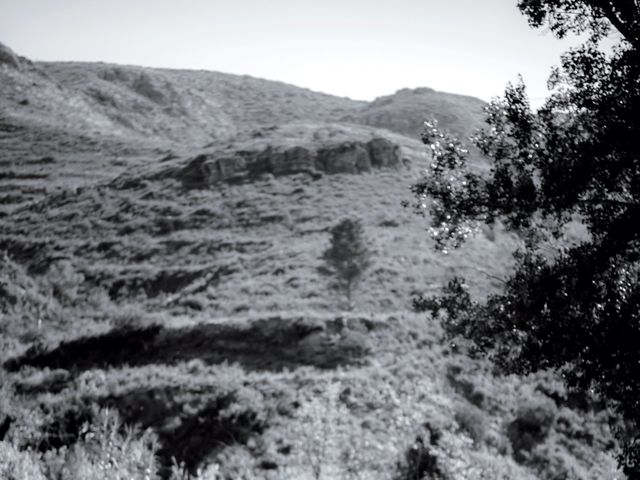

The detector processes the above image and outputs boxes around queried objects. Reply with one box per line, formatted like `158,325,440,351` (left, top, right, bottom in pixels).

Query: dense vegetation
410,0,640,475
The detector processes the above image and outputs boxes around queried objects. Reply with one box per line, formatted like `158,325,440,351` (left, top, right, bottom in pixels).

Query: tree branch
590,0,640,49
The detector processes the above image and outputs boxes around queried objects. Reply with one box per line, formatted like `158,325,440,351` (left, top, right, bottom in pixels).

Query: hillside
0,41,484,148
0,41,623,480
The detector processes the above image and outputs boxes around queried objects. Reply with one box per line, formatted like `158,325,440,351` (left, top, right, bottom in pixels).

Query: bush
454,403,488,446
47,409,159,479
0,252,62,334
0,443,47,480
394,424,444,480
0,407,159,480
44,260,84,306
507,396,557,462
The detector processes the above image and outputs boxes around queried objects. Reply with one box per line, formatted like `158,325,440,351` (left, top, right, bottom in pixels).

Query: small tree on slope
322,218,371,308
408,1,640,475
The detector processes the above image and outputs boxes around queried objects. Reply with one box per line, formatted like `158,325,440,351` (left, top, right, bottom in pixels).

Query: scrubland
0,42,624,479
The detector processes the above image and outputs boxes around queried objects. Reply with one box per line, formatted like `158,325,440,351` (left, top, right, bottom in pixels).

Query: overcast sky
1,0,590,104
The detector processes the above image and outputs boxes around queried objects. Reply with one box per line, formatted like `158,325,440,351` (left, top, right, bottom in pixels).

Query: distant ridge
346,87,486,141
0,41,486,149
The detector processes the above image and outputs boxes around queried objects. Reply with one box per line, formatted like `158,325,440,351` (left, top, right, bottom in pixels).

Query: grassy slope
346,87,487,141
0,42,624,479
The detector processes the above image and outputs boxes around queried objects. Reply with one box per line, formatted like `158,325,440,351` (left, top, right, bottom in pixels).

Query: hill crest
0,41,486,150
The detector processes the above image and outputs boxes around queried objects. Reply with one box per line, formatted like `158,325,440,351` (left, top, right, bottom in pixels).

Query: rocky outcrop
368,137,401,167
178,137,401,187
0,42,21,69
317,142,371,173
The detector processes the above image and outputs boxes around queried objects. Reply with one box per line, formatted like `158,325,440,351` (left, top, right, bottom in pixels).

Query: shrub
526,442,586,480
0,252,61,333
0,443,47,480
0,407,159,480
454,403,488,446
394,424,445,480
445,363,486,409
292,383,344,479
44,260,84,306
507,396,557,463
44,408,159,480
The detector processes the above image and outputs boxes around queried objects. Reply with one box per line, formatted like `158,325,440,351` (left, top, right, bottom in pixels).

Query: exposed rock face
0,42,21,69
178,137,400,187
278,146,314,175
317,143,371,174
368,137,401,167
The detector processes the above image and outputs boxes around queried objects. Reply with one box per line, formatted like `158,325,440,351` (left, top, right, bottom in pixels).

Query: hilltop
0,42,622,479
0,40,485,148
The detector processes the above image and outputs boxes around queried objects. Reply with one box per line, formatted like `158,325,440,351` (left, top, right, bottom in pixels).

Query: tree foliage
409,0,640,474
322,218,371,307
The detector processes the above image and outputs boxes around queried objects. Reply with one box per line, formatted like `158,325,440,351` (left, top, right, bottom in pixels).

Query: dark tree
322,218,371,307
409,1,640,474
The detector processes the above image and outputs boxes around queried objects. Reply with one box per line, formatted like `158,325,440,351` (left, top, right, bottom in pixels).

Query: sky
1,0,593,105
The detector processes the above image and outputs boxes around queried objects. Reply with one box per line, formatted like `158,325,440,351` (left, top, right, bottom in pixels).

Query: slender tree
409,1,640,474
322,218,371,308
